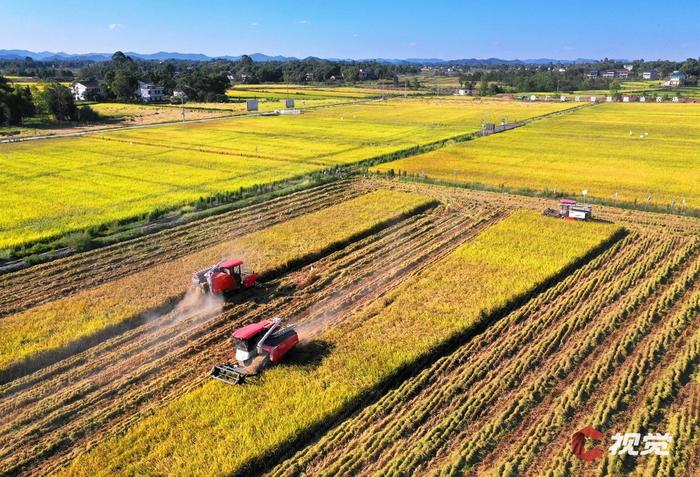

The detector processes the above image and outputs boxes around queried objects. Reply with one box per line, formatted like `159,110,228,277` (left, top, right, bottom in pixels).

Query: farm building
586,70,599,78
135,81,164,102
72,80,103,101
602,70,630,79
642,70,659,80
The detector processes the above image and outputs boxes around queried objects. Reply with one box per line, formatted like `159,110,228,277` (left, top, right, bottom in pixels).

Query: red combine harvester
192,258,258,295
211,318,299,384
544,198,593,221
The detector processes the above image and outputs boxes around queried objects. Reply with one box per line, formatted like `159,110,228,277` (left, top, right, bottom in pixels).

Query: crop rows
0,195,501,476
265,233,648,476
0,178,372,317
265,230,698,476
57,210,616,476
381,177,700,237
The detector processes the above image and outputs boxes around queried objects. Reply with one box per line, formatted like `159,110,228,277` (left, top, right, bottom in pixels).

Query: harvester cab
544,198,593,221
192,258,258,295
210,318,299,384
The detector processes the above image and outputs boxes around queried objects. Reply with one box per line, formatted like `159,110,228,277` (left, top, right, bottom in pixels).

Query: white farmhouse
668,71,687,87
72,80,103,100
136,81,165,102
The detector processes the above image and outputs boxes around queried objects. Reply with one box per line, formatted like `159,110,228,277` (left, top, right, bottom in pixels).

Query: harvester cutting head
210,317,299,384
192,258,258,295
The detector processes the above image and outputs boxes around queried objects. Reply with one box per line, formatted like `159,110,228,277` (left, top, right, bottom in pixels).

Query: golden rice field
89,102,231,122
227,84,419,100
0,190,431,374
105,98,575,164
373,103,700,210
0,98,575,249
6,80,72,91
161,97,351,111
61,211,620,477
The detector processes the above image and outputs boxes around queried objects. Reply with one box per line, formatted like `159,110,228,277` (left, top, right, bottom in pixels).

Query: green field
0,98,576,250
372,103,700,210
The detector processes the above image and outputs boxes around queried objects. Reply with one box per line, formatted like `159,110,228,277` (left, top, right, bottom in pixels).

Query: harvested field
0,179,697,477
57,210,619,476
0,189,433,377
0,181,501,476
265,196,699,477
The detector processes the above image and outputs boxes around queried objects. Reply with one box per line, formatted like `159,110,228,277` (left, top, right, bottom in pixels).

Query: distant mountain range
0,49,602,65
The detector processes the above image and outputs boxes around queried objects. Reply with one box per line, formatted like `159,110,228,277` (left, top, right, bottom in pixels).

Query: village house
642,70,659,80
71,80,103,101
135,81,165,102
667,70,687,87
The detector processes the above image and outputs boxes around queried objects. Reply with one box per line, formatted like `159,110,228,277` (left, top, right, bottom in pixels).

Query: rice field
373,103,700,210
0,190,431,374
58,210,620,477
160,97,351,111
0,98,575,249
1,179,695,477
89,102,231,122
227,84,420,100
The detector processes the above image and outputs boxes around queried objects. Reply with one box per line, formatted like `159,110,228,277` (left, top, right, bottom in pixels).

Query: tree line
74,52,421,101
456,58,700,94
0,76,98,127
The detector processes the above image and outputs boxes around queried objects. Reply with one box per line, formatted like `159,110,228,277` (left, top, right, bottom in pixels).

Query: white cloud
108,23,122,30
296,20,309,24
408,41,417,47
250,21,259,26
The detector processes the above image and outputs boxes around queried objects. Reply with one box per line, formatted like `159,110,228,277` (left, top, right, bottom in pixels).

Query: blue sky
1,0,698,60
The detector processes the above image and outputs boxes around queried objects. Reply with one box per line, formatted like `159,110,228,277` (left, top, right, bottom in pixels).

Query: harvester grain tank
543,198,593,221
211,318,299,384
192,258,258,295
